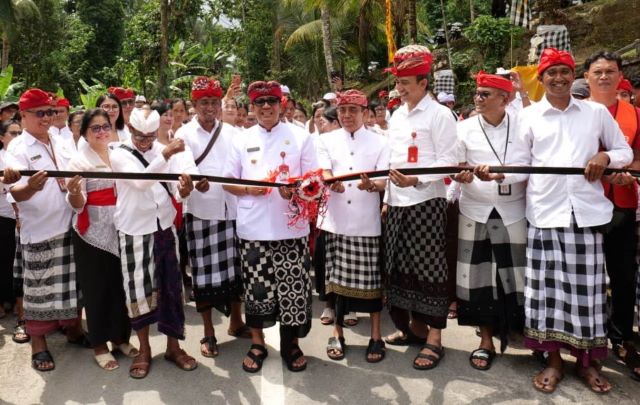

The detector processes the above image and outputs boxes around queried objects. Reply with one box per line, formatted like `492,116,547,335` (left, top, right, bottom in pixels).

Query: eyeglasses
101,104,119,111
120,99,135,107
88,124,112,134
26,109,58,118
473,91,493,100
133,133,156,141
253,97,280,107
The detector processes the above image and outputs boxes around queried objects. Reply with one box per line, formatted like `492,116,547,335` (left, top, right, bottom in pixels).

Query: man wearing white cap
134,95,147,109
110,107,202,379
437,92,458,120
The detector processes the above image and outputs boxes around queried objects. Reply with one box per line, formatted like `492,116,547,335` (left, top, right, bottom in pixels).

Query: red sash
77,188,117,235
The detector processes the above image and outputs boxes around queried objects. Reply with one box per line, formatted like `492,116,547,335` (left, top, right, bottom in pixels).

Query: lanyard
478,115,509,166
40,139,60,169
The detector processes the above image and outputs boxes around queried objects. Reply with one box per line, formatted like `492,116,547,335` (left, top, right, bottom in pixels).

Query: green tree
0,0,40,69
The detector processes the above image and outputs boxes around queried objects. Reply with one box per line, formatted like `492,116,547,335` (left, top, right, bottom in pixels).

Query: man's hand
474,164,505,182
584,152,610,182
329,181,345,193
27,170,48,192
452,170,474,184
178,173,194,198
162,138,185,161
1,167,21,185
67,175,84,194
195,178,209,193
389,169,417,188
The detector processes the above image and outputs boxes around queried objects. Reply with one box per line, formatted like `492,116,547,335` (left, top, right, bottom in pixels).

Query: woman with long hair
96,94,129,143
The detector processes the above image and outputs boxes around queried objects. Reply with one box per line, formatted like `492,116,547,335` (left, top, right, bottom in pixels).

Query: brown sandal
129,353,151,379
164,349,197,371
532,367,563,394
576,364,612,394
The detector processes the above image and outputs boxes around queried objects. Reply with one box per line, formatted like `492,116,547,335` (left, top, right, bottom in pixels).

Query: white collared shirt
456,112,529,225
110,140,196,236
5,130,74,243
519,96,633,228
48,125,74,143
316,126,389,236
223,122,318,241
0,150,16,219
175,118,237,220
385,94,458,207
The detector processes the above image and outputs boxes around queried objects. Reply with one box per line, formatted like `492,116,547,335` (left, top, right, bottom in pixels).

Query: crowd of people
1,44,640,395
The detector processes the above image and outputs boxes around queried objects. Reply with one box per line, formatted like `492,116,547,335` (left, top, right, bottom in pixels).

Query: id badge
55,178,67,192
498,184,511,196
407,145,418,163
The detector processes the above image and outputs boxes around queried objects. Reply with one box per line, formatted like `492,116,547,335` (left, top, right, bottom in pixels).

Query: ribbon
77,188,117,235
4,166,640,188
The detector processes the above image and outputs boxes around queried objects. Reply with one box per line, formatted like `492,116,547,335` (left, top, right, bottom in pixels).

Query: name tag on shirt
30,154,42,162
247,147,260,153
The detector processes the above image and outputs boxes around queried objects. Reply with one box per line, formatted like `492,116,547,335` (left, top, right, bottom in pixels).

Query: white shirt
456,112,529,225
385,94,458,207
48,125,74,143
316,126,389,236
0,150,16,219
5,131,74,243
223,122,318,241
175,118,237,220
110,140,196,236
519,96,633,228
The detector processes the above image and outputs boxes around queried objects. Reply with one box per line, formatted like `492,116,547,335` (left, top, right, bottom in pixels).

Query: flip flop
532,367,563,394
576,364,612,394
200,336,219,358
469,348,496,371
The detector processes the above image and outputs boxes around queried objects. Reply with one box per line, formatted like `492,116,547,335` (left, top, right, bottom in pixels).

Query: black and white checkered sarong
22,230,78,321
385,198,449,319
531,25,571,61
434,69,455,95
185,214,242,306
456,212,526,336
324,232,381,299
509,0,535,30
119,232,157,318
525,214,607,349
239,238,312,334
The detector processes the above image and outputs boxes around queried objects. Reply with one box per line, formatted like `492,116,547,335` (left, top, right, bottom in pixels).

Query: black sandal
242,344,268,373
12,320,30,344
413,343,445,370
67,333,91,348
384,330,424,346
469,348,496,371
282,343,307,372
613,343,640,381
326,336,346,360
366,339,386,363
32,350,55,372
200,336,218,358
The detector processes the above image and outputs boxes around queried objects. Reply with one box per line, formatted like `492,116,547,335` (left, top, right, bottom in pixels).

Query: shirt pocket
238,199,254,210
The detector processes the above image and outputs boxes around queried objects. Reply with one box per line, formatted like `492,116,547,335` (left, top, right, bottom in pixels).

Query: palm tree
0,0,40,70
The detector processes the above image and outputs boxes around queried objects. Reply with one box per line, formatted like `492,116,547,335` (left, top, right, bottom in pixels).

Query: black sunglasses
253,97,280,107
26,109,58,118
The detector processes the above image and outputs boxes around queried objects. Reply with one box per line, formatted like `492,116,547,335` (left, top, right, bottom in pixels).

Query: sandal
227,325,252,339
200,336,219,358
164,349,198,371
67,333,91,348
469,348,496,371
576,364,612,394
413,343,445,370
95,352,119,371
366,339,386,363
31,350,55,372
12,320,30,344
613,343,640,381
384,330,424,346
447,305,458,320
320,308,335,325
129,353,151,379
114,343,139,358
282,343,307,372
242,344,268,373
343,312,358,327
326,336,346,360
533,367,563,394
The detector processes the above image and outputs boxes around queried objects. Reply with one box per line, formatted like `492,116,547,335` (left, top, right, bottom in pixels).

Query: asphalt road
1,294,639,405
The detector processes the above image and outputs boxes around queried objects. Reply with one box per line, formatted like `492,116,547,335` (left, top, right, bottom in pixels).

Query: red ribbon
77,188,117,235
171,197,183,231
